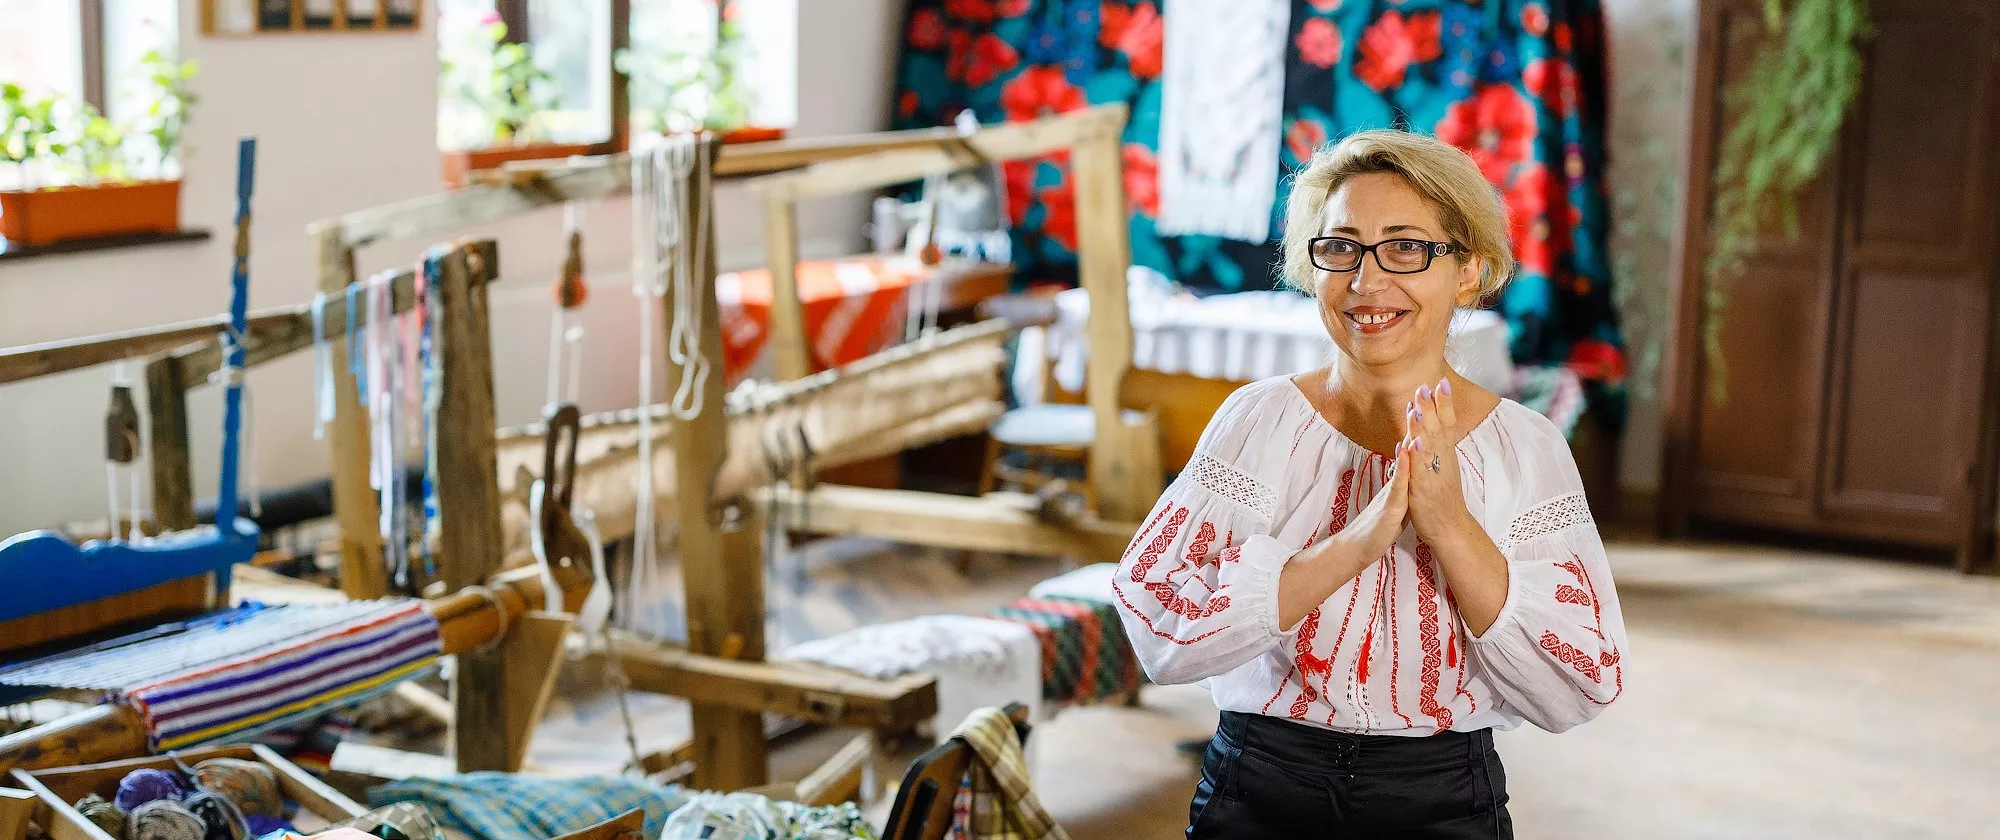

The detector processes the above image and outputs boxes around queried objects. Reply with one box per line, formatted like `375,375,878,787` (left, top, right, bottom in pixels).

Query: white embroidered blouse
1114,376,1627,736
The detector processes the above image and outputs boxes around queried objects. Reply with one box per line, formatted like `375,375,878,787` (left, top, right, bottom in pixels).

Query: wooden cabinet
1662,0,2000,570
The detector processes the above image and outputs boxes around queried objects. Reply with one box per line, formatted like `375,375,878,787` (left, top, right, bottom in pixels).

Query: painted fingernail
1418,385,1430,400
1413,437,1423,451
1440,378,1452,395
1414,409,1423,421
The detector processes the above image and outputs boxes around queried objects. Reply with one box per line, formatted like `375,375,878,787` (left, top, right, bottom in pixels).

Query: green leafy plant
137,49,199,178
618,16,756,135
441,18,564,146
71,104,129,183
1704,0,1871,400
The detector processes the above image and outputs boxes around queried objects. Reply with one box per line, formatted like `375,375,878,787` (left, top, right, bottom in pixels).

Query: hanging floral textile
892,0,1626,421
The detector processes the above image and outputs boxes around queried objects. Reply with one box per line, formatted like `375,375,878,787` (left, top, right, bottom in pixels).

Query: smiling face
1312,171,1484,372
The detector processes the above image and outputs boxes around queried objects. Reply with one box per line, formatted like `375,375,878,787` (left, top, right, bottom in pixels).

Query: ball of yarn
115,769,186,811
192,759,282,818
242,813,293,839
129,800,206,840
182,791,247,840
72,793,127,838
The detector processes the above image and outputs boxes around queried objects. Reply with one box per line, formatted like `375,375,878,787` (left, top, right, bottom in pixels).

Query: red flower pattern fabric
1124,143,1159,217
1000,66,1088,122
1118,3,1163,79
1354,11,1418,92
1434,82,1538,185
1295,18,1344,70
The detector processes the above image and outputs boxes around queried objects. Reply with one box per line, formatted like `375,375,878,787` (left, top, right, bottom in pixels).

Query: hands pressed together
1330,377,1477,567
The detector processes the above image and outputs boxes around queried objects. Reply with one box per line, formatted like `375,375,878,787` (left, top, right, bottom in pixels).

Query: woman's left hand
1402,377,1476,543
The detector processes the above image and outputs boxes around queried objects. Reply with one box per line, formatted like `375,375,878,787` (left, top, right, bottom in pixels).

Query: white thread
312,292,332,440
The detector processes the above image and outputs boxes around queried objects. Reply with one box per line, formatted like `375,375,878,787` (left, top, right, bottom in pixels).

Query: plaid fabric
988,597,1139,706
947,707,1068,840
369,773,689,840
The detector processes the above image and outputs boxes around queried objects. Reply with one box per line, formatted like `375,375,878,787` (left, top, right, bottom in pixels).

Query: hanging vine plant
1704,0,1871,401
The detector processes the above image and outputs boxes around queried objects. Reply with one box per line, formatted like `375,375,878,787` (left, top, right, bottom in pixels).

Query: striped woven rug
0,600,440,750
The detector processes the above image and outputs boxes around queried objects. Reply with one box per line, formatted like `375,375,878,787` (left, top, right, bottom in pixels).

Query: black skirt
1188,711,1513,839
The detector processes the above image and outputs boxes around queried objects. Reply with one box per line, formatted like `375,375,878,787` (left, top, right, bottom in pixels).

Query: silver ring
1426,455,1442,472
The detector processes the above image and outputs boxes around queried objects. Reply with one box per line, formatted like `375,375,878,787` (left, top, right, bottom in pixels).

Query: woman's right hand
1328,441,1413,564
1278,444,1412,630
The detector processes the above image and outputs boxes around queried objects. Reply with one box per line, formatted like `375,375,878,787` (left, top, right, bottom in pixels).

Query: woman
1115,130,1627,840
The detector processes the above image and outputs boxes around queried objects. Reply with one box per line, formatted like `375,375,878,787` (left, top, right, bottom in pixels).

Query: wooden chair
549,808,646,840
974,295,1145,509
880,703,1032,840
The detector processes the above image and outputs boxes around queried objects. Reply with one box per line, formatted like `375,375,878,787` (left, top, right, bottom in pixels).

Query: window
0,0,184,188
435,0,794,152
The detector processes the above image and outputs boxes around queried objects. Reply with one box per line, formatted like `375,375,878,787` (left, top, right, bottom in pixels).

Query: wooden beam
0,705,147,780
1068,108,1157,521
432,244,510,773
312,155,634,253
0,315,237,386
612,635,938,731
664,138,769,790
794,733,875,807
500,612,573,772
314,227,388,600
171,241,500,386
715,127,965,176
144,357,196,532
761,198,810,380
744,105,1126,203
760,485,1138,560
0,787,34,840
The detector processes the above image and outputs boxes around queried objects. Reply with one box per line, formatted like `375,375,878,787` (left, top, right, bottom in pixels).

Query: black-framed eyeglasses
1308,236,1461,274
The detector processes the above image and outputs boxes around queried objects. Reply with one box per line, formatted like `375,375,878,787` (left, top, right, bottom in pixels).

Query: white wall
1602,0,1696,494
0,0,901,533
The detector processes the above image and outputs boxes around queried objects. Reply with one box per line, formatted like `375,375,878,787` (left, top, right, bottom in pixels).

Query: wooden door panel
1688,5,1838,525
1818,0,1998,546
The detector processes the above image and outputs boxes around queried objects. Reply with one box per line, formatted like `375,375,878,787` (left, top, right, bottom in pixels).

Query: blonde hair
1279,129,1513,302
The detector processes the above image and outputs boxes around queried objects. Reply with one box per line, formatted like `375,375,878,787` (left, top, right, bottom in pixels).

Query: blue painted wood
0,137,262,628
0,524,258,623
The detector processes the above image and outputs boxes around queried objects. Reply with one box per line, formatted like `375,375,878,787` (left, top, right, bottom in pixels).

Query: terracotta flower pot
719,125,787,144
441,141,601,188
0,180,182,247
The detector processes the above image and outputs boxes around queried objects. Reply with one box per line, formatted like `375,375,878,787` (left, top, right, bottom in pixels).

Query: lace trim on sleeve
1498,492,1594,555
1185,451,1277,525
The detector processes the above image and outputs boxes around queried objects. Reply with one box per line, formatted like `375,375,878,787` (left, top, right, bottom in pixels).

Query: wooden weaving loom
0,240,600,780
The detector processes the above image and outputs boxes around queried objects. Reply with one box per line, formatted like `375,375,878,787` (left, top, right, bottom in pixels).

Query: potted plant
0,51,195,247
618,11,784,145
439,16,595,187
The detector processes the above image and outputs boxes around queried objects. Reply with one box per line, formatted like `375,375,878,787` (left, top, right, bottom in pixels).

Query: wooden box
9,745,366,840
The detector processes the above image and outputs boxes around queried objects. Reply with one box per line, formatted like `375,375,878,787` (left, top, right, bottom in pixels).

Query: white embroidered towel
1156,0,1293,243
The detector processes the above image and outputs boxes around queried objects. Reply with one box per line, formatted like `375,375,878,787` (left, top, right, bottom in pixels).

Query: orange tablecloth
716,256,1009,382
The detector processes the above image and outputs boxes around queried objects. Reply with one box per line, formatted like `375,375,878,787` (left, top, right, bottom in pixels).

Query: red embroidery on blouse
1386,550,1412,727
1414,541,1453,729
1188,521,1219,568
1289,414,1314,458
1113,504,1233,644
1272,467,1357,719
1555,584,1593,607
1539,630,1602,682
1564,552,1624,706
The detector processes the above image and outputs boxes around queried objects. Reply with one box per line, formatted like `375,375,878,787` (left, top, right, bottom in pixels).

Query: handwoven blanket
0,600,439,750
371,773,690,840
987,597,1141,707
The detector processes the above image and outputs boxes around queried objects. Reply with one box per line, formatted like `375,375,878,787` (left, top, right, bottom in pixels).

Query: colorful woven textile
0,601,440,750
369,773,689,840
987,597,1140,706
948,707,1069,840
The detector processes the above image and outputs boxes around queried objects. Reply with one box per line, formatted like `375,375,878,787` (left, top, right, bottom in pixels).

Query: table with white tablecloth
1013,269,1585,469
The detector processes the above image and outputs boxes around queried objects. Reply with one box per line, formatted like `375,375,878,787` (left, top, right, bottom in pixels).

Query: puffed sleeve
1115,383,1300,685
1464,412,1629,732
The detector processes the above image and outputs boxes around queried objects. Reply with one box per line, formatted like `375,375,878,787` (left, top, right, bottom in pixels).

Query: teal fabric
369,774,688,840
892,0,1627,424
